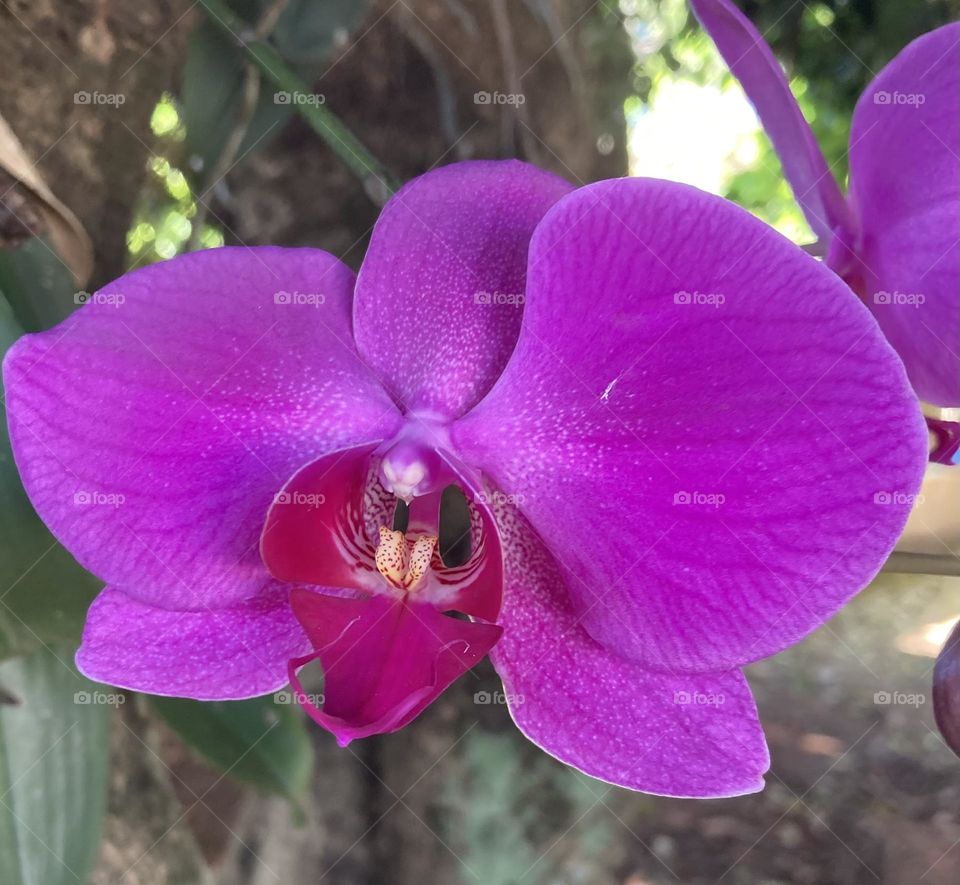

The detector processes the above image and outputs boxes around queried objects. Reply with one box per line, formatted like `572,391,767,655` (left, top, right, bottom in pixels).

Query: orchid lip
266,441,505,747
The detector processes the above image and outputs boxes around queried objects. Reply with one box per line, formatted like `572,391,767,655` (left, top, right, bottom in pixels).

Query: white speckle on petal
600,377,619,403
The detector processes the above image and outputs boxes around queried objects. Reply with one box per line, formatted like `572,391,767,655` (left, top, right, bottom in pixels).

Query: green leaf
182,0,372,180
151,694,314,801
0,645,111,885
181,18,290,178
0,293,101,661
271,0,370,64
0,239,79,332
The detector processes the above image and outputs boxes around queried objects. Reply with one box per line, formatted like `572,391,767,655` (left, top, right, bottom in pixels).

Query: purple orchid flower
3,161,926,797
690,1,959,409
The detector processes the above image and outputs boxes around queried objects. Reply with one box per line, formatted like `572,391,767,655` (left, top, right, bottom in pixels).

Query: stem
883,552,960,578
189,62,261,250
189,0,286,250
197,0,400,203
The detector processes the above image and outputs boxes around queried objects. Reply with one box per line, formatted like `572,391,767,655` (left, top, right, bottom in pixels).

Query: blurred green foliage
625,0,956,241
444,731,633,884
716,0,955,224
183,0,369,179
126,96,224,267
126,0,376,269
0,647,110,885
0,290,101,661
151,694,314,803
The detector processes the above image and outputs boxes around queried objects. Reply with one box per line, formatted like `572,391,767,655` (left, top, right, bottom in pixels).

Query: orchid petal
848,23,960,406
690,0,851,239
76,584,309,699
454,178,927,673
289,588,501,746
489,501,768,797
3,247,400,609
353,160,571,418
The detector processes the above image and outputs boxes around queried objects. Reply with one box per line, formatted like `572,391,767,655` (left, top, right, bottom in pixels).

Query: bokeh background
1,1,958,883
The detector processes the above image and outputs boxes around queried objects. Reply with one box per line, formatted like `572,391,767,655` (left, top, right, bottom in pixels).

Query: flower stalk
883,552,960,578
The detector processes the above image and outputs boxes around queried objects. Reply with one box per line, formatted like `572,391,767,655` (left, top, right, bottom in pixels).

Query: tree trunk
0,0,193,286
